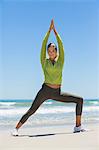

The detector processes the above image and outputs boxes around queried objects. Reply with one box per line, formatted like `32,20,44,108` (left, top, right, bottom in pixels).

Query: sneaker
11,128,18,136
73,126,86,133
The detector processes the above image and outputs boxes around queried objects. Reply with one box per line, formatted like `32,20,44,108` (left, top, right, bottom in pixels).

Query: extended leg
16,88,48,129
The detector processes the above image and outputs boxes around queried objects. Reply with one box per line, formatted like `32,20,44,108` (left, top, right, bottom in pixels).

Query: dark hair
47,42,57,52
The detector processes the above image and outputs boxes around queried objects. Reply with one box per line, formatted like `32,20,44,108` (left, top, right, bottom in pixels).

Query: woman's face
48,46,57,60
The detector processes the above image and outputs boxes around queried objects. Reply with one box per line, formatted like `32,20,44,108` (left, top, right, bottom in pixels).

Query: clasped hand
49,19,56,34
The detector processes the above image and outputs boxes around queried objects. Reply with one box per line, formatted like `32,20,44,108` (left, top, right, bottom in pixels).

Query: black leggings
20,83,83,124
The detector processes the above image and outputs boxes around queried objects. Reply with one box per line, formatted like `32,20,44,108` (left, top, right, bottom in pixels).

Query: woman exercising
12,20,84,136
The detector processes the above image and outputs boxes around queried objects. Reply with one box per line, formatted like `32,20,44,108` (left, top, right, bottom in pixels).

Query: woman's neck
49,59,55,65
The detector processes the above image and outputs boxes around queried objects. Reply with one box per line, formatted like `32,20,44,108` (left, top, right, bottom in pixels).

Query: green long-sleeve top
40,31,64,85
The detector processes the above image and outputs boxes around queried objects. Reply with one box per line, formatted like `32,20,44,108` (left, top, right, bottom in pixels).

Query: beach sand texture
0,124,99,150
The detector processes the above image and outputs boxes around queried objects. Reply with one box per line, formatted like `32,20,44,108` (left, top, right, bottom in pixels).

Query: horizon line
0,98,99,100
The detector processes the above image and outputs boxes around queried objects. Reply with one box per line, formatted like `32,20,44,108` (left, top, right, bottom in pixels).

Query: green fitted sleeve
56,33,64,66
40,31,50,69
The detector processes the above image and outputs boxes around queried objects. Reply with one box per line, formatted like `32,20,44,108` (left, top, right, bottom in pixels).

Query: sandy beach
0,123,99,150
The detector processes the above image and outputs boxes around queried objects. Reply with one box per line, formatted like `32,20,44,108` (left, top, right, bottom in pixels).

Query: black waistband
42,83,61,90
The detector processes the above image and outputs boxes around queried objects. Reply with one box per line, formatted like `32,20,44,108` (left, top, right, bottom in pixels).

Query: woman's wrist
48,28,51,33
49,26,52,32
53,28,57,36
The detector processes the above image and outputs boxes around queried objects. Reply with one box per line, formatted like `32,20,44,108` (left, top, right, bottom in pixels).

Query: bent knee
79,97,83,104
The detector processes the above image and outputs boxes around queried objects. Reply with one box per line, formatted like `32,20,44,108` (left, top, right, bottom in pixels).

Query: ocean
0,99,99,130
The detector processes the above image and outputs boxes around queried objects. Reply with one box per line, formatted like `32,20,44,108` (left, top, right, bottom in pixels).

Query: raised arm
40,31,50,69
40,20,53,70
52,20,64,66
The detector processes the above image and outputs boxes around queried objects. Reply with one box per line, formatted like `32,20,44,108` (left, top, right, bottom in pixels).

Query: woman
12,20,84,136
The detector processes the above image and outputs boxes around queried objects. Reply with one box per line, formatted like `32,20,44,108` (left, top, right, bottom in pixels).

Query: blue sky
0,0,98,99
